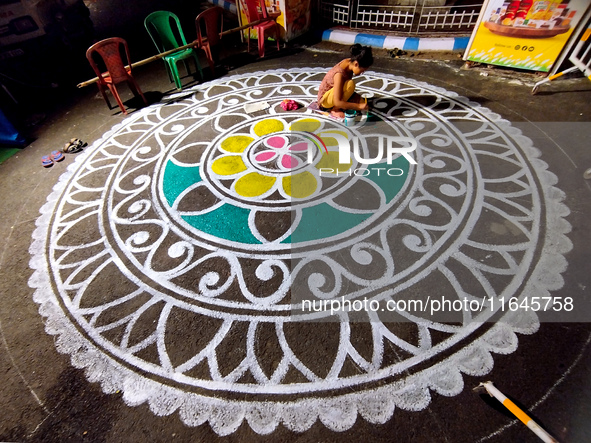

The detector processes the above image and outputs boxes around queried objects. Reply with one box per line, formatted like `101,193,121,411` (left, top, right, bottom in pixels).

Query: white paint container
345,109,357,127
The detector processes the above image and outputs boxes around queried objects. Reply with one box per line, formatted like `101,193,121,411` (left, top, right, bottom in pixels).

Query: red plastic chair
86,37,147,115
195,6,224,75
241,0,280,58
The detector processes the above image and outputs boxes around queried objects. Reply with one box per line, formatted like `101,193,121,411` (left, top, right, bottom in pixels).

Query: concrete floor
1,21,591,443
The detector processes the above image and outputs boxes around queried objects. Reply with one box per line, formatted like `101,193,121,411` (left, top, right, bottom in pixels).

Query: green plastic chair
144,11,203,90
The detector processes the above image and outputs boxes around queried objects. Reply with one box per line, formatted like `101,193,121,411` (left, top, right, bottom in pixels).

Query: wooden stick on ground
77,17,276,89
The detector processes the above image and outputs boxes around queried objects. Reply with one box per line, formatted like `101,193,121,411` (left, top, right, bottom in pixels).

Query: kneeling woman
317,44,373,119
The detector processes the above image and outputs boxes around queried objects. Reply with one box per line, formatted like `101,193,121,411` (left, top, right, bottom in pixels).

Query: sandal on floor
51,150,65,162
63,138,87,153
42,155,54,167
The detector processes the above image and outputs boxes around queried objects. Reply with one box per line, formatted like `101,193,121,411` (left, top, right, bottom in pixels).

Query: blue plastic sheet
0,108,26,146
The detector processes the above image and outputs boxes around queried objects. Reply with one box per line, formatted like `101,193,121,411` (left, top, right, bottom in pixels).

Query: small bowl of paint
344,109,357,126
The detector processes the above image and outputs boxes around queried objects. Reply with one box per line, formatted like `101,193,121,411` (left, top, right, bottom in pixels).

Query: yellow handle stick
477,382,559,443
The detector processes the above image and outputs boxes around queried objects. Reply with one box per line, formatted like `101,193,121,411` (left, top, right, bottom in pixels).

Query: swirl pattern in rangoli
29,68,571,435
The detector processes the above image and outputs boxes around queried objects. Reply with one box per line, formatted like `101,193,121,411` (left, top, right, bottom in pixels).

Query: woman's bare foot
330,108,345,119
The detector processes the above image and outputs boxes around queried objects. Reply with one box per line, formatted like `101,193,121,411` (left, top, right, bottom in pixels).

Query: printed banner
0,0,44,47
238,0,311,42
465,0,590,72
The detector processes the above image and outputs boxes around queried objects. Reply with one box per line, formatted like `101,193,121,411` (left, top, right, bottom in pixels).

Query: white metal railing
418,4,482,31
353,3,415,30
319,0,352,25
317,1,484,34
569,24,591,77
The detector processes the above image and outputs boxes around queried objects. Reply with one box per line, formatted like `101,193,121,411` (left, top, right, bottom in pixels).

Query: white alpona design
29,68,571,436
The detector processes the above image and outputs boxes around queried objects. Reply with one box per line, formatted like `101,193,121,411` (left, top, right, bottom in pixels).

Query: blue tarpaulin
0,108,26,146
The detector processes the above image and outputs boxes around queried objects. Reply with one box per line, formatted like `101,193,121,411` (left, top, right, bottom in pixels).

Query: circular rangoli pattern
29,68,571,435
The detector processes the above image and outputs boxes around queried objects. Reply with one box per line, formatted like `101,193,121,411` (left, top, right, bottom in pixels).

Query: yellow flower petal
290,118,322,133
317,130,348,147
283,171,318,198
235,172,276,197
254,119,284,137
212,156,247,175
318,137,339,147
315,152,353,173
221,135,254,153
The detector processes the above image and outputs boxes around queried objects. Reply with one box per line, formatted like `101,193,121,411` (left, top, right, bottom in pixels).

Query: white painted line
327,30,357,45
383,36,407,50
418,38,456,51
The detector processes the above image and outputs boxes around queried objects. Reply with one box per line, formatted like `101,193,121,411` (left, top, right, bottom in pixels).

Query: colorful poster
283,0,311,41
238,0,310,42
0,0,44,47
464,0,590,72
238,0,284,40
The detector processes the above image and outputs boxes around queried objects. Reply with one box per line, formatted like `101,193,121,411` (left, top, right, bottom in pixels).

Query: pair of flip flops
41,139,87,168
42,151,65,167
63,138,87,153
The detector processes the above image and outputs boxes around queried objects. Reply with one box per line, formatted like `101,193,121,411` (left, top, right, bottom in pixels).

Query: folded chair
86,37,148,115
144,10,203,90
195,6,224,75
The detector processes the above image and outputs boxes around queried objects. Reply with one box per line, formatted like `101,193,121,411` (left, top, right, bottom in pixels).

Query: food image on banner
465,0,590,71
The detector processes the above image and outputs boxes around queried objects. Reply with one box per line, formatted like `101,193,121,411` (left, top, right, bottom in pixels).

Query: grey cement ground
1,37,591,442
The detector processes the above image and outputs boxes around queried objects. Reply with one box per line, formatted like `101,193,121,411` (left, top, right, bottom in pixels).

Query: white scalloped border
27,68,572,435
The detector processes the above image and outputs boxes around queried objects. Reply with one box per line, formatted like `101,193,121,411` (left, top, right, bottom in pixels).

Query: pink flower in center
253,135,308,170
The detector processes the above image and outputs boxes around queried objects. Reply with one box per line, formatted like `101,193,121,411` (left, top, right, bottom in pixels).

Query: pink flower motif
281,155,297,168
289,142,308,152
267,136,285,148
253,135,308,170
255,151,276,162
